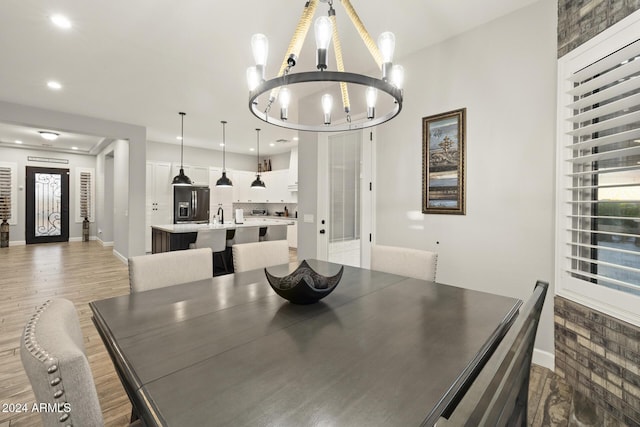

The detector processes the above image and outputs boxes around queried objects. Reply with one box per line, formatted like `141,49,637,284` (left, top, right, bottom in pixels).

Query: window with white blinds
0,166,11,221
557,16,640,324
80,171,91,219
75,168,95,222
0,162,17,225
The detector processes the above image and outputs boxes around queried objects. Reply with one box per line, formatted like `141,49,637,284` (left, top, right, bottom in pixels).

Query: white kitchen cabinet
231,170,257,203
287,222,297,248
190,165,210,186
229,169,297,203
171,164,209,186
288,147,298,191
145,161,173,252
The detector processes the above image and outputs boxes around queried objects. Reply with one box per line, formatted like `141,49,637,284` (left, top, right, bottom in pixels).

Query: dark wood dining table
90,260,521,426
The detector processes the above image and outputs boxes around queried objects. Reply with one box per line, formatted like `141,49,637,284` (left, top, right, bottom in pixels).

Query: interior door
25,166,70,244
317,129,373,267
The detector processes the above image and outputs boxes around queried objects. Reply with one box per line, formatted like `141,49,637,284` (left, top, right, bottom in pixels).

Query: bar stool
258,227,268,241
226,227,259,273
265,225,287,241
230,227,260,244
193,228,230,275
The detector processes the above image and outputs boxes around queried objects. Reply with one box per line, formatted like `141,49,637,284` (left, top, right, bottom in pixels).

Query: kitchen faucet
217,206,224,224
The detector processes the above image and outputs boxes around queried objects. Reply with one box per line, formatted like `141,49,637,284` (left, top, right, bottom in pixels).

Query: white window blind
75,168,95,223
557,17,640,325
80,171,91,219
0,162,17,225
0,166,11,221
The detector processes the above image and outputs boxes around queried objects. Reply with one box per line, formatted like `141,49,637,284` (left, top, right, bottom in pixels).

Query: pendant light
251,128,266,189
216,120,233,187
172,112,192,185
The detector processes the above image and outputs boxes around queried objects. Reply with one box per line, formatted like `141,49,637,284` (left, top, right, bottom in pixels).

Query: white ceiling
0,0,539,156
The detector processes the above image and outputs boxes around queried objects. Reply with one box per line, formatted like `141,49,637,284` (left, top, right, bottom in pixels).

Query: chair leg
220,252,229,274
213,251,230,275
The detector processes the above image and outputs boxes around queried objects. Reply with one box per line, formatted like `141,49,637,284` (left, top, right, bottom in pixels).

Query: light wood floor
0,242,574,427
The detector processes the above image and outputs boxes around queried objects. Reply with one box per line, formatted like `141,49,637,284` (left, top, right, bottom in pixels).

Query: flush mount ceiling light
47,81,62,90
50,14,72,29
172,112,192,186
216,121,233,187
38,131,59,141
251,128,266,189
247,0,403,132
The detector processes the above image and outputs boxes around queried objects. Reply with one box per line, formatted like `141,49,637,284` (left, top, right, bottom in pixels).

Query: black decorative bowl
265,260,344,305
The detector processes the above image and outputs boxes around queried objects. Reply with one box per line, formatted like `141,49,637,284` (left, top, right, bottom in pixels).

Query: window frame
555,10,640,327
74,167,95,223
0,161,18,226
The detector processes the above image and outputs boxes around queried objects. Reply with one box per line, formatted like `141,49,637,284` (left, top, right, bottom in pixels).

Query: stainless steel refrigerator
173,186,210,224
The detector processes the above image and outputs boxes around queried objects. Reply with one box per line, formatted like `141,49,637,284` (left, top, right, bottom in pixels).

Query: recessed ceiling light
15,140,23,144
50,14,72,29
176,136,182,140
249,148,255,152
219,143,225,147
269,143,275,147
47,81,62,90
293,137,299,141
71,146,78,150
39,131,59,141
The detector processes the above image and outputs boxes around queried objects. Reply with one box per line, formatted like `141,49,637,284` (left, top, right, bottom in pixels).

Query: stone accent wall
555,296,640,425
557,0,640,57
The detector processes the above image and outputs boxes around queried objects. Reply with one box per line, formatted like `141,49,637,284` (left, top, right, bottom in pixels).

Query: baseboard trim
97,237,114,247
8,240,26,246
532,348,554,371
113,249,128,265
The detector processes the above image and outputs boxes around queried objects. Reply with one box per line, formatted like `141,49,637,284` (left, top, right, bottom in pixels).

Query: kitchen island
150,219,295,253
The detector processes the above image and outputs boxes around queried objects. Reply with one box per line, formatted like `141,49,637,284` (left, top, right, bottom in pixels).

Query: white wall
95,151,114,244
374,0,557,360
0,145,97,242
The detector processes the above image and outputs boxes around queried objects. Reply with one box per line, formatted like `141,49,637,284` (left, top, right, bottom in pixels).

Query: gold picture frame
422,108,466,215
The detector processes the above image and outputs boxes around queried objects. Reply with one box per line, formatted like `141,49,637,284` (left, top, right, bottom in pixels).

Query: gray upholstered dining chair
264,224,288,241
229,227,260,245
191,228,230,274
128,247,212,293
20,298,142,427
232,240,289,273
370,244,438,281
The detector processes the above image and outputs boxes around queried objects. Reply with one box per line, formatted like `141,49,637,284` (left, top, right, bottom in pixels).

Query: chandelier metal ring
249,71,403,132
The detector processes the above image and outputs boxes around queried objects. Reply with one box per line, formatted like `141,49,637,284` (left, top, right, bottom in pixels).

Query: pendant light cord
221,120,227,172
256,128,261,174
179,112,186,168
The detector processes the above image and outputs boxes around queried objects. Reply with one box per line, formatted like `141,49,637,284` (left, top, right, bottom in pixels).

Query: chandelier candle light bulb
322,94,333,125
251,34,269,80
391,65,405,89
247,67,260,91
377,31,396,81
315,16,333,70
366,87,377,119
279,87,291,120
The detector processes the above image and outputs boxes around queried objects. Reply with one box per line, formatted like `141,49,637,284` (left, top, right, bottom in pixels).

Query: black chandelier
247,0,403,132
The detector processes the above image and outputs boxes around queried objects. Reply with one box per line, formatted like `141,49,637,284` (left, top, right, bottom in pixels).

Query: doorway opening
318,129,374,267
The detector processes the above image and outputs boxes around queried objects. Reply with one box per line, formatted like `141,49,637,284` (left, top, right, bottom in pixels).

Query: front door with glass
25,166,69,244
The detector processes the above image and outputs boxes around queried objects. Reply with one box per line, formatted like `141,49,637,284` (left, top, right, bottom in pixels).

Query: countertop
243,215,298,221
151,219,295,233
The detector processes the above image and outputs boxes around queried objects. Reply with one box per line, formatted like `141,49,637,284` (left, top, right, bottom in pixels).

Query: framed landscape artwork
422,108,466,215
